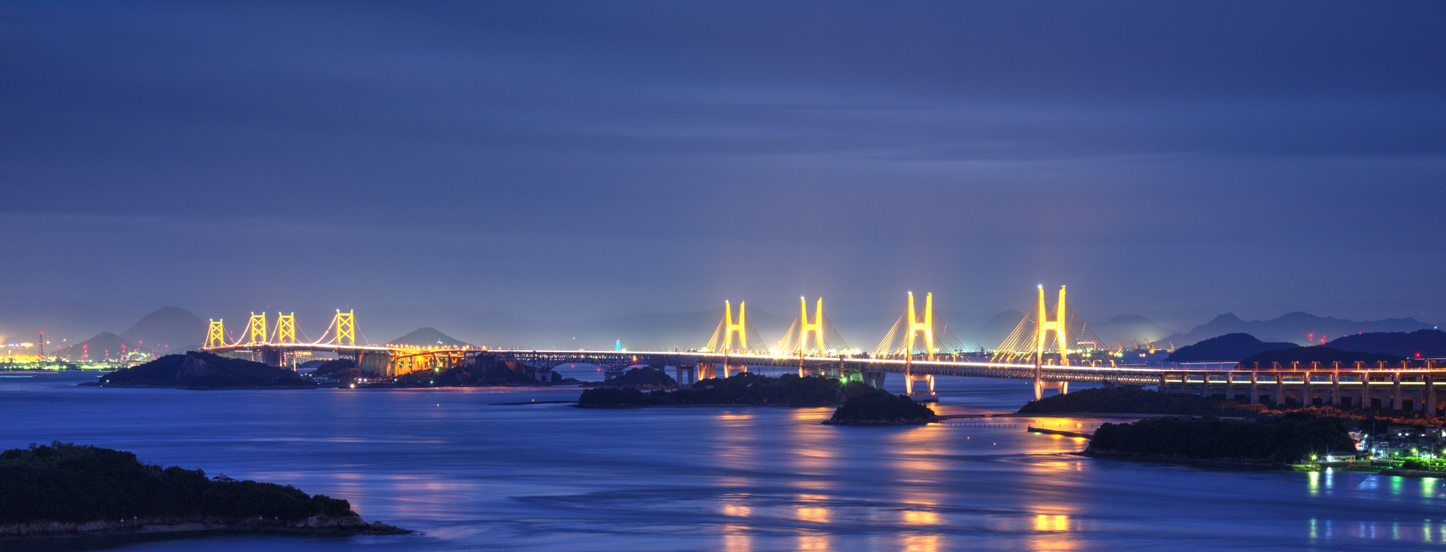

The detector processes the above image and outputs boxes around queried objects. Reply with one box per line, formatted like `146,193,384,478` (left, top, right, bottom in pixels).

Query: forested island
90,352,314,389
1085,414,1356,465
0,443,407,538
824,393,938,425
577,372,880,407
1023,387,1446,466
577,372,939,425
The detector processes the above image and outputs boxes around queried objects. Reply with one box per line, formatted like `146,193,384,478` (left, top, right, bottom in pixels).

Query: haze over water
3,371,1441,551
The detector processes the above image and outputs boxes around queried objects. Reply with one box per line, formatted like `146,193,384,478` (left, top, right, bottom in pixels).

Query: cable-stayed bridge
200,287,1446,402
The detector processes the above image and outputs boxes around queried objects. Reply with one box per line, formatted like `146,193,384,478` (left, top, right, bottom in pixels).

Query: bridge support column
1249,372,1258,404
723,364,747,378
675,365,696,386
1332,372,1341,405
905,372,934,397
1303,372,1312,406
862,371,886,389
1034,380,1068,401
1428,375,1437,415
1225,374,1233,401
1361,373,1370,408
1274,375,1284,407
1393,372,1403,410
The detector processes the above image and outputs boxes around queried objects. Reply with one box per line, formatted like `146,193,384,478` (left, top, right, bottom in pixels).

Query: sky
2,1,1445,331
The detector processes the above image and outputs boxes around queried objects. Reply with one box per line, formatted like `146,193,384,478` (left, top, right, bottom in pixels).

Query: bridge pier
260,347,283,367
904,372,934,397
862,370,886,389
723,364,747,378
1033,380,1068,401
675,365,696,386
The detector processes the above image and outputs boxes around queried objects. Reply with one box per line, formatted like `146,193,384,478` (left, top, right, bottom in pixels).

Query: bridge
199,288,1446,406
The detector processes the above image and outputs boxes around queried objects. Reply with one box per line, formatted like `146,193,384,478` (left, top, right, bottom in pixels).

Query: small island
1084,414,1356,465
90,352,315,389
823,393,938,426
576,372,882,407
1021,387,1446,468
0,442,408,538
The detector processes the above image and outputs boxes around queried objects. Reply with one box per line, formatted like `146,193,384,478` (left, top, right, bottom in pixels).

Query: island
0,442,407,538
823,393,939,426
1084,414,1356,465
1021,387,1446,468
576,372,882,407
91,351,315,389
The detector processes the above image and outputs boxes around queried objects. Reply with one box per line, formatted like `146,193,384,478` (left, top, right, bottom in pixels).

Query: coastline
0,514,410,540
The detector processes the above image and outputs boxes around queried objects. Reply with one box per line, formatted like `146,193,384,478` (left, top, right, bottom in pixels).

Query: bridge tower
904,292,935,397
799,297,824,355
1034,285,1069,400
335,310,356,347
724,301,747,352
247,313,268,345
275,313,297,344
206,320,225,349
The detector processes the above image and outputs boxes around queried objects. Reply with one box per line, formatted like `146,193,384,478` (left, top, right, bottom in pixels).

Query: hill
0,442,406,536
1165,333,1298,362
1166,312,1434,346
387,327,469,347
56,332,137,360
118,307,206,352
1239,347,1404,368
1088,314,1177,348
974,310,1026,348
1326,330,1446,359
98,351,314,388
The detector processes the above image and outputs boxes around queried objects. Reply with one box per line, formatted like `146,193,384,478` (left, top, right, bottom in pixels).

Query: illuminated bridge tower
799,297,825,356
1034,285,1069,400
904,292,936,397
275,313,297,344
700,301,754,380
206,320,226,349
247,313,268,345
335,310,356,347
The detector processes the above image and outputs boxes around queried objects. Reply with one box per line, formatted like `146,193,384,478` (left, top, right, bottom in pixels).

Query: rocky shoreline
0,514,409,539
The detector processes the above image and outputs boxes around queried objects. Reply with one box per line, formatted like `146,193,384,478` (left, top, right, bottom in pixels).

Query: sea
1,368,1442,551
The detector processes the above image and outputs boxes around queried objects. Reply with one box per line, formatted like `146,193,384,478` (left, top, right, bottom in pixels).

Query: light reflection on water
1,372,1443,551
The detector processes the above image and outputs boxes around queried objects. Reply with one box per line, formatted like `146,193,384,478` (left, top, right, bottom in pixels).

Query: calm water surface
1,370,1442,551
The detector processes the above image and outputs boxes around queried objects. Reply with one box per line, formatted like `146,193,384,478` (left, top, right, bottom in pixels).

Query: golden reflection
1035,514,1071,532
796,534,830,551
1307,471,1320,497
901,534,942,552
722,524,752,552
796,506,830,524
902,509,939,525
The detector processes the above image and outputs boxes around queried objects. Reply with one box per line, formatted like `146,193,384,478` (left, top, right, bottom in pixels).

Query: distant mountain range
119,306,206,351
388,327,469,347
1163,312,1434,347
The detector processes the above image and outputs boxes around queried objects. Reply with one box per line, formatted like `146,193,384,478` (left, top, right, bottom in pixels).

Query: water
2,371,1443,551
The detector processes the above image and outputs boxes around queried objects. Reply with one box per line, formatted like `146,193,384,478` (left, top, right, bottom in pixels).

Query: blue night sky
2,1,1444,327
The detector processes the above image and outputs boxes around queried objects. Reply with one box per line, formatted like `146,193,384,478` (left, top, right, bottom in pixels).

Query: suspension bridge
199,287,1446,403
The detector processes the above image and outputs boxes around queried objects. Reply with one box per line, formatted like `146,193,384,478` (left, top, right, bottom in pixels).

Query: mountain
1088,315,1177,348
119,307,207,351
973,310,1026,349
56,332,137,360
388,327,470,347
1165,333,1298,362
1326,330,1446,359
574,307,787,352
1240,347,1404,367
1165,312,1435,347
